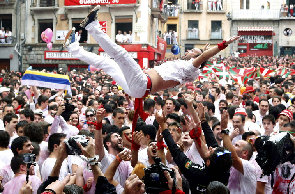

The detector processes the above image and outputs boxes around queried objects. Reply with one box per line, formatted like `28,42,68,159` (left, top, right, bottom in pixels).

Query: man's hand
57,142,68,162
56,104,65,116
184,94,194,107
196,103,205,121
96,108,106,123
226,36,240,45
78,137,95,158
155,111,166,127
133,131,143,146
164,166,183,191
230,128,240,139
118,149,132,161
220,110,228,130
45,174,70,194
20,181,32,194
203,43,210,51
123,174,145,194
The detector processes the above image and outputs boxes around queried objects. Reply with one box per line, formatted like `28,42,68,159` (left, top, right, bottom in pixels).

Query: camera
23,153,36,164
255,132,295,176
143,157,175,193
65,135,89,155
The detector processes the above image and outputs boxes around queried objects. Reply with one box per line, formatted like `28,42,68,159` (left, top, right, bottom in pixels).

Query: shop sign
44,51,78,60
65,0,136,6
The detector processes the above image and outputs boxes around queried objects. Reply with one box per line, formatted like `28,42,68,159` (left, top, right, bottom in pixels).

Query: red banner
65,0,136,6
157,36,167,60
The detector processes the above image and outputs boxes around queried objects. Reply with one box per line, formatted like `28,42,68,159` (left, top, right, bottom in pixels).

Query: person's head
118,126,132,148
272,96,281,106
242,131,256,146
11,136,34,155
101,85,110,95
140,124,157,146
69,112,79,126
262,114,275,136
37,95,49,110
3,113,18,130
168,122,182,143
206,147,232,185
48,133,66,153
23,123,44,144
63,184,84,194
205,102,215,116
164,98,176,114
147,141,158,159
34,109,44,123
184,48,203,60
111,85,118,94
16,120,28,137
12,96,25,109
85,109,95,122
10,154,28,174
232,95,241,106
212,121,222,142
43,88,51,97
112,108,125,128
166,113,180,124
234,140,253,160
207,181,230,194
219,100,228,113
282,121,295,133
259,99,269,116
278,109,293,129
19,108,34,122
144,98,155,114
232,114,245,132
3,104,14,116
103,132,123,152
0,130,10,148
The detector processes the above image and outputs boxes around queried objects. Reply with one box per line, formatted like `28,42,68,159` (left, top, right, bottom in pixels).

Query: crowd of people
1,5,295,194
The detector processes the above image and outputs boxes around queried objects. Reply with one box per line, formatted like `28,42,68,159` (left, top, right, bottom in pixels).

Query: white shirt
41,157,69,181
184,142,204,166
228,159,257,194
0,149,13,166
253,110,268,127
116,34,123,43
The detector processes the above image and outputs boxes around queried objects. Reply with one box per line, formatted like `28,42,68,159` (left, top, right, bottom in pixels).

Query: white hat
0,87,10,93
34,109,44,117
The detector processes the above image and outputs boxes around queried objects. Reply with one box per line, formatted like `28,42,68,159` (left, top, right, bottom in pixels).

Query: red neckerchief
189,127,202,147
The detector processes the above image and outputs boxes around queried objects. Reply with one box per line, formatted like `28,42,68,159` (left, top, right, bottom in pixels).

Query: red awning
238,27,273,31
65,0,136,6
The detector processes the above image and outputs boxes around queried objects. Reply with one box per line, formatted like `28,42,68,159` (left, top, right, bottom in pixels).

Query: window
115,17,133,44
72,20,88,43
166,24,177,45
187,20,198,39
208,0,223,11
211,21,222,39
240,0,249,9
187,0,202,10
0,14,12,32
39,20,53,43
185,44,194,52
39,0,54,7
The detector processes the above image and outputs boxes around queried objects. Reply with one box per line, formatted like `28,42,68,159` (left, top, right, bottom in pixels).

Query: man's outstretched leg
80,6,148,98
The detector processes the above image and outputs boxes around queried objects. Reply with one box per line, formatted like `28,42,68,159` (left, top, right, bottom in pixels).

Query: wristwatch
221,129,230,135
88,156,99,166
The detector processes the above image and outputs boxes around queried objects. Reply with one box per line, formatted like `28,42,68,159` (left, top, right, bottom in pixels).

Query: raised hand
226,36,240,45
96,108,106,123
184,94,194,107
133,131,143,146
77,137,95,158
20,181,33,194
124,174,145,194
118,149,132,161
155,111,166,126
220,110,228,130
196,103,205,121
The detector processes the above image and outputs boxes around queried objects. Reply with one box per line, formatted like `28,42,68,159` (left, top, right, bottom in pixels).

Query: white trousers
68,21,147,98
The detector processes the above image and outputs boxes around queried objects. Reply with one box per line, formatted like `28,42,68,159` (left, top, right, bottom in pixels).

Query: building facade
0,0,168,71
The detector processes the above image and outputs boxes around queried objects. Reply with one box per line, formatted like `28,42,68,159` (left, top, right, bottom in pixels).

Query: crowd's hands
184,94,194,107
45,174,71,194
56,104,65,116
123,174,145,194
230,128,240,139
203,43,210,52
225,36,240,45
57,142,68,162
96,107,106,123
77,137,95,158
196,102,205,121
117,149,132,161
86,177,94,190
164,166,183,191
20,181,33,194
156,111,166,132
133,131,144,146
220,110,229,130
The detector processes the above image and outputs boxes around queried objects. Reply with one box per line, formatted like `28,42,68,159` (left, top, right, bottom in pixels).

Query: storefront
237,27,274,57
98,36,167,69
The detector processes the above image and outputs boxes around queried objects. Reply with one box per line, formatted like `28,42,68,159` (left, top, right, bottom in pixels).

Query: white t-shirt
100,152,133,187
273,161,295,193
228,158,257,194
116,34,123,43
41,157,69,181
0,149,13,166
184,142,204,166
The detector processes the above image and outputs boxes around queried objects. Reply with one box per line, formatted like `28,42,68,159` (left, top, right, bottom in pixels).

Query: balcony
165,4,179,17
0,0,15,5
232,9,280,20
31,0,58,11
211,31,222,39
185,1,203,12
0,36,16,45
151,0,168,21
187,28,198,39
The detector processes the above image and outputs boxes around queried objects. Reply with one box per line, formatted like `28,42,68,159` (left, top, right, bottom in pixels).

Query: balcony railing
211,31,222,39
187,28,198,39
39,0,54,7
0,36,16,45
232,9,280,20
187,1,203,11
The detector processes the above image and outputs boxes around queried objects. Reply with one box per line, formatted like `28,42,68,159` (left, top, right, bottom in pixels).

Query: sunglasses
86,114,94,117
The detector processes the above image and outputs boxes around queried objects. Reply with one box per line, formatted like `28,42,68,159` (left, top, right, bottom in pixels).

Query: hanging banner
65,0,136,6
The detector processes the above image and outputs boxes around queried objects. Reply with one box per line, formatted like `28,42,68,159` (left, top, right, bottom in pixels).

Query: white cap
0,87,10,93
